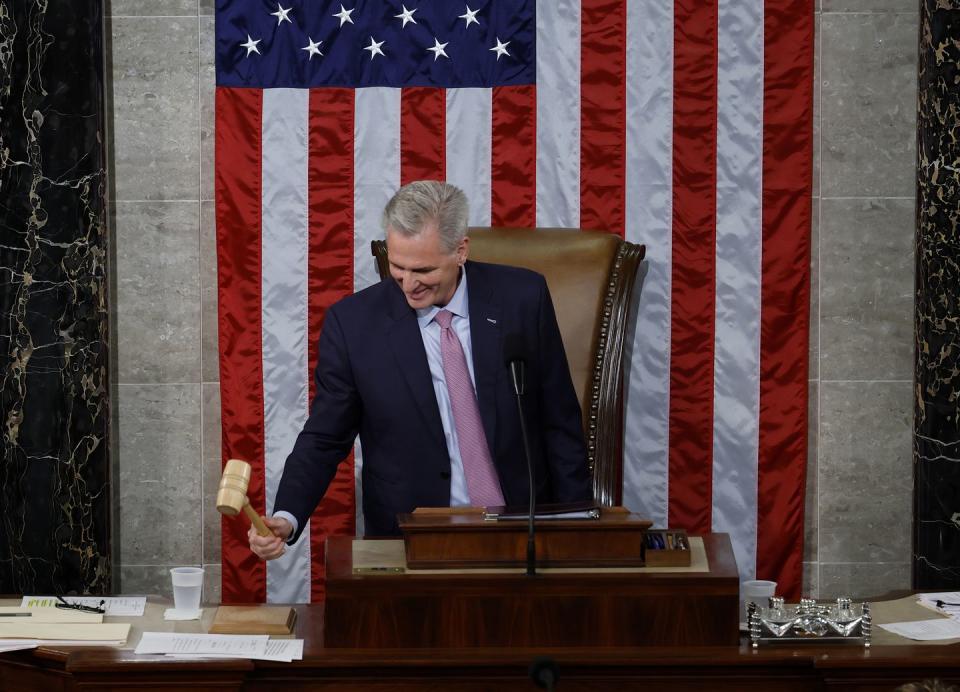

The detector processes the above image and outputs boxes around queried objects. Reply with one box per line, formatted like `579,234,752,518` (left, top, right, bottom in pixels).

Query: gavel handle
242,500,272,537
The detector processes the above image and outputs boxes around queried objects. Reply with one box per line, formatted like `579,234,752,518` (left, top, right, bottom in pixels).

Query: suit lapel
385,283,447,453
466,262,501,453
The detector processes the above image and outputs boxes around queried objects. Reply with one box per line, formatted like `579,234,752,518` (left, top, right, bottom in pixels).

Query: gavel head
216,458,253,517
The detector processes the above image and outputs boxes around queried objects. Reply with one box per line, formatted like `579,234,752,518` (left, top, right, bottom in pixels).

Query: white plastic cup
170,567,204,613
741,579,777,623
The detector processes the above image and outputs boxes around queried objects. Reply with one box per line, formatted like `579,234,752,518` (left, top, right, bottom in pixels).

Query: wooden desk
2,538,960,691
3,614,960,692
324,533,739,648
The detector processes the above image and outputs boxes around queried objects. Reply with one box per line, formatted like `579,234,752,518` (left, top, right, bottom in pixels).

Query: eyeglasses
55,595,106,614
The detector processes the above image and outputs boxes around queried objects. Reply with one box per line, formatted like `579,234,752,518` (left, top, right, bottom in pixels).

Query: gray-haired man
250,181,590,559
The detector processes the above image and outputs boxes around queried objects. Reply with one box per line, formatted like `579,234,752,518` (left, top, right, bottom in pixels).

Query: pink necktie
434,310,505,507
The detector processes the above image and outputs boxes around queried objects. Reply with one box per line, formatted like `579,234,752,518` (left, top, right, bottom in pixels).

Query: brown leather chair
371,228,645,507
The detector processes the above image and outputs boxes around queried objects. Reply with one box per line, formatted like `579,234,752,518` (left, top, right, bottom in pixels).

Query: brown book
209,606,297,635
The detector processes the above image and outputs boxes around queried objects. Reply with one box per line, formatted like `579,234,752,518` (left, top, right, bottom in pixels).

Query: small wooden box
642,529,692,567
208,606,297,635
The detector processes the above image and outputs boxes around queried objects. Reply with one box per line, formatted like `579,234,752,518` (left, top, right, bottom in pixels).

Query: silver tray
747,597,871,648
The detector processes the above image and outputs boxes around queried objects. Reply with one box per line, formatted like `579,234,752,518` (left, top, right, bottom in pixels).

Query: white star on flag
302,37,323,59
270,4,292,25
459,6,479,28
394,5,417,28
240,34,261,57
364,36,385,60
333,4,354,27
427,38,448,61
489,37,510,60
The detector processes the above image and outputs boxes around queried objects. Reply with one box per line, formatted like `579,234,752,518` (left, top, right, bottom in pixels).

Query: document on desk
135,632,269,657
917,591,960,618
0,607,102,623
0,639,40,653
879,619,960,641
167,638,304,662
0,622,130,643
20,595,147,617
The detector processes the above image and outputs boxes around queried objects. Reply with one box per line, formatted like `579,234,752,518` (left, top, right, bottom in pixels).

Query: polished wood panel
2,607,960,691
5,640,960,691
399,507,653,568
323,533,739,648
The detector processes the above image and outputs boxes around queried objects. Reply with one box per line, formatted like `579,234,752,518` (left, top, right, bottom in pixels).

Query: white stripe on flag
623,0,673,529
535,0,580,227
712,0,764,580
354,87,401,294
446,88,492,227
353,87,401,535
261,88,311,604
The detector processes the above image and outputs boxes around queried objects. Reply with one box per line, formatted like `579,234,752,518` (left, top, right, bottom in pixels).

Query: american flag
215,0,813,604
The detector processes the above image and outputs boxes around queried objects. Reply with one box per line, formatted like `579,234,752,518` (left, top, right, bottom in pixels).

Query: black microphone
529,657,559,691
504,333,536,576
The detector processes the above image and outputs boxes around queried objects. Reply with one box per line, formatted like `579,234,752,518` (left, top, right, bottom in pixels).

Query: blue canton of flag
216,0,535,88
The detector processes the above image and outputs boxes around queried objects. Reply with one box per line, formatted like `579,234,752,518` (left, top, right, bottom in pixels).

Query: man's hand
248,516,293,560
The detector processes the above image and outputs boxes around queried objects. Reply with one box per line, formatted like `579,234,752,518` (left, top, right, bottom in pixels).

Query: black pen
0,613,32,617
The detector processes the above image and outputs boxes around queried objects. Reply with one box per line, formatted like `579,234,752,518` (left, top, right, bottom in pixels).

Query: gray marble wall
108,2,918,601
109,1,220,603
808,0,917,598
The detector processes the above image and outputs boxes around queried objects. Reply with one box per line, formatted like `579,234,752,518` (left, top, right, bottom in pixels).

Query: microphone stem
511,369,536,577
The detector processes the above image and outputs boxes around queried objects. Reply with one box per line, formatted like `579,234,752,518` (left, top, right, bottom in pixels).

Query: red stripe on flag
400,87,445,185
757,0,814,600
491,84,536,228
215,87,266,604
580,0,626,236
306,88,357,603
668,0,719,534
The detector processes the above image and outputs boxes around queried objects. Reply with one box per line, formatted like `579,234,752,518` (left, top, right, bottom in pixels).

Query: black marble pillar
0,1,110,594
914,1,960,588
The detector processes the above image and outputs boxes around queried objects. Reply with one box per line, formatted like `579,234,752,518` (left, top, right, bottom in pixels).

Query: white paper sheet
166,639,304,662
917,591,960,619
20,596,147,617
163,608,202,621
878,619,960,641
0,640,39,653
135,632,269,657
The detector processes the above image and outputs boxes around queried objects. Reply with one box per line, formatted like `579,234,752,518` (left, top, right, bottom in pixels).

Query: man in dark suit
250,181,590,559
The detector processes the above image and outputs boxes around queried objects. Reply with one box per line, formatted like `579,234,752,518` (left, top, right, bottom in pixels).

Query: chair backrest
371,227,645,506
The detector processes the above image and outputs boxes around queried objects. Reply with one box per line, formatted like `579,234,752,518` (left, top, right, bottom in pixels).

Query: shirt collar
416,267,469,329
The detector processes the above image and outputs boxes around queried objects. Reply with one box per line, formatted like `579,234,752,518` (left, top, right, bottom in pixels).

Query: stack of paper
0,608,130,646
0,640,39,654
877,592,960,641
879,619,960,641
135,632,303,662
917,591,960,618
20,596,147,617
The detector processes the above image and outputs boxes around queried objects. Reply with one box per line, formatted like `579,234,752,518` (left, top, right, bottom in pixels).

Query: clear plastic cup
170,567,204,613
741,579,777,623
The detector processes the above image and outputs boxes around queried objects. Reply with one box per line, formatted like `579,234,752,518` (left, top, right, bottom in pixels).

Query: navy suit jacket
274,260,591,540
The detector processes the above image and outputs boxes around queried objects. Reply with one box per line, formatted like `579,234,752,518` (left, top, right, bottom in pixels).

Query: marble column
914,1,960,588
0,1,110,593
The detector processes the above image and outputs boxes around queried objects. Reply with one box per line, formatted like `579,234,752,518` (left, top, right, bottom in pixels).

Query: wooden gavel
216,459,272,537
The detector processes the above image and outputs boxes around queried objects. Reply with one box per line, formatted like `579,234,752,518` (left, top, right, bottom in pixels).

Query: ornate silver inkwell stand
747,596,872,648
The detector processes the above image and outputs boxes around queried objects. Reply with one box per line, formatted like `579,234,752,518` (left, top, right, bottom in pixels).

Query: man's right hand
248,516,293,561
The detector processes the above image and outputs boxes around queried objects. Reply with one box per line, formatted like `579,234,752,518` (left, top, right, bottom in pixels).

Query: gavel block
217,458,272,537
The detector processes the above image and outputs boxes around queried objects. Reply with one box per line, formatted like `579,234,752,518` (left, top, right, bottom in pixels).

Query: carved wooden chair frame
371,231,645,507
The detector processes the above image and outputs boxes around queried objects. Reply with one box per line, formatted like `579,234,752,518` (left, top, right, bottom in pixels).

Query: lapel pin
486,317,497,325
